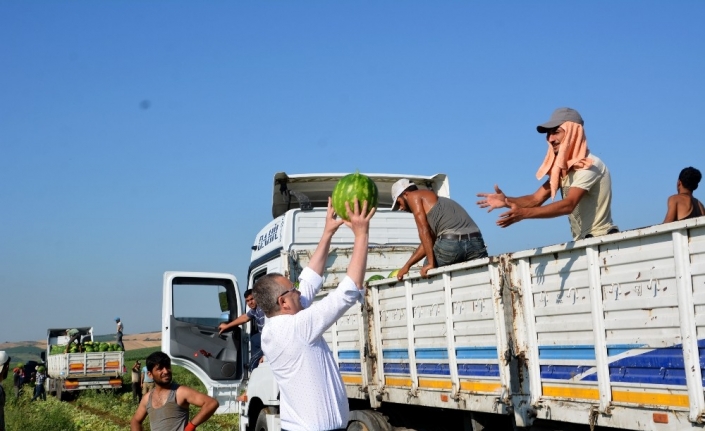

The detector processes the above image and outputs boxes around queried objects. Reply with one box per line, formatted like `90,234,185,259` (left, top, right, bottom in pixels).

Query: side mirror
40,352,46,362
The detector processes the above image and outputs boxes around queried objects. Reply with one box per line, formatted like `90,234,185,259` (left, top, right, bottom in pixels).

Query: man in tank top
130,351,218,431
663,166,705,223
391,178,488,280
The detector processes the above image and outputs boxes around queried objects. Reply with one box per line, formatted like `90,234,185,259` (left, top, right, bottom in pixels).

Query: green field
2,350,239,431
2,345,44,366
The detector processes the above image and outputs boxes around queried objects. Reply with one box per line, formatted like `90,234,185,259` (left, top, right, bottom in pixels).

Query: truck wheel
255,407,277,431
347,410,392,431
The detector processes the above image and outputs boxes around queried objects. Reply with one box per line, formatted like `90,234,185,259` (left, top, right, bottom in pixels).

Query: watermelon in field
331,172,378,221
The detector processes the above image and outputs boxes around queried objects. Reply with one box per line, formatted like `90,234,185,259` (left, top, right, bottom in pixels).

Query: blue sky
1,1,703,343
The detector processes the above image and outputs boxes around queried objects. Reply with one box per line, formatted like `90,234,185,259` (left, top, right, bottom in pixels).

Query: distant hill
0,331,162,365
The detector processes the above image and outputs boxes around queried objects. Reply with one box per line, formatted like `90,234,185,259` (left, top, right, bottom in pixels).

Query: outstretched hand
343,198,376,235
476,184,508,213
325,197,345,234
497,199,526,228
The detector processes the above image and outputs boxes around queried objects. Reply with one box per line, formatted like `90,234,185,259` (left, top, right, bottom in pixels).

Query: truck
161,172,705,431
41,327,125,399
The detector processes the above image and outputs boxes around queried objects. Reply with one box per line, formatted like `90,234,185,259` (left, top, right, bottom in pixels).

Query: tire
254,407,277,431
347,410,392,431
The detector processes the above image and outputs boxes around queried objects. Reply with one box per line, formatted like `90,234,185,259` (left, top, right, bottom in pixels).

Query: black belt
438,232,481,241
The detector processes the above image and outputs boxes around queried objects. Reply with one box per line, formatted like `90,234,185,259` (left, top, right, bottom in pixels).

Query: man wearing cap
391,179,487,280
477,107,618,240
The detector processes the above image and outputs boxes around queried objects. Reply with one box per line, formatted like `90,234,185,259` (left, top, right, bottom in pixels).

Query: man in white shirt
476,107,618,240
253,197,375,431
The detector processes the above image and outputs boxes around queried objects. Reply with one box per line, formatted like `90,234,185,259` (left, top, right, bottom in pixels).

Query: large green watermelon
366,274,385,282
331,172,378,221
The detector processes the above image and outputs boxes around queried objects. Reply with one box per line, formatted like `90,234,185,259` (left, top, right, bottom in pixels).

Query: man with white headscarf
477,107,618,240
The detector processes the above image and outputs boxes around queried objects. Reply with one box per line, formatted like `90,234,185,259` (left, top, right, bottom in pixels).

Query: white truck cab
162,172,446,428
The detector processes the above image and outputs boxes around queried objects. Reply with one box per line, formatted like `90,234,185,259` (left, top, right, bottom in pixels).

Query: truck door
162,271,243,413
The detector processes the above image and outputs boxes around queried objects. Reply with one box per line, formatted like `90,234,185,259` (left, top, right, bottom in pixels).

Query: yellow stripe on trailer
612,389,689,408
385,377,412,387
342,375,363,384
542,385,600,400
543,384,690,408
418,378,452,390
459,381,502,393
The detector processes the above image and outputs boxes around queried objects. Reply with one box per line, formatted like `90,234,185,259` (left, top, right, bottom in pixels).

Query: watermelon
388,269,399,278
367,274,385,283
331,172,378,221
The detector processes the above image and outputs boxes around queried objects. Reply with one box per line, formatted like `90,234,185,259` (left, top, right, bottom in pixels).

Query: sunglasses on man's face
278,287,298,300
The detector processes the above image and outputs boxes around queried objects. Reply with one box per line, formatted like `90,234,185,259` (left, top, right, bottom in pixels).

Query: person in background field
477,107,618,240
253,197,374,431
131,360,143,404
65,328,82,353
391,178,487,280
218,289,265,370
115,317,125,350
663,167,705,223
141,361,155,396
13,367,23,398
0,351,11,431
31,365,46,401
130,351,218,431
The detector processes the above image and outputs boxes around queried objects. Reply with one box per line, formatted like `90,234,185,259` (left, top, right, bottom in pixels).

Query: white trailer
42,327,124,399
161,171,705,430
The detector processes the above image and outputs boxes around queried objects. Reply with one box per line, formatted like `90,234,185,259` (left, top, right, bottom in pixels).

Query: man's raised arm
307,197,345,276
343,198,375,288
477,182,551,212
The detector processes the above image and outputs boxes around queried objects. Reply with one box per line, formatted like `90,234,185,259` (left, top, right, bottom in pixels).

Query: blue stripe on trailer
339,363,361,373
539,345,596,360
415,348,448,359
539,345,690,385
417,363,450,375
608,365,686,385
384,363,411,374
456,346,498,359
383,362,500,377
541,365,593,380
338,350,360,360
606,344,645,356
458,364,500,377
382,349,409,360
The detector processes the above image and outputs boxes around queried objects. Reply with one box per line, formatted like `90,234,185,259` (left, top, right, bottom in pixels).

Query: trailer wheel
347,410,392,431
254,407,277,431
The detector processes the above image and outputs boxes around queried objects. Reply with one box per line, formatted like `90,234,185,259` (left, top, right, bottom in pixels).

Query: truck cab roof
271,172,449,219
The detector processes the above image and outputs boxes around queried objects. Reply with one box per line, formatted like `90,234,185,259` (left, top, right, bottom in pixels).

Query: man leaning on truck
253,197,375,431
391,179,487,280
477,107,618,240
65,328,82,353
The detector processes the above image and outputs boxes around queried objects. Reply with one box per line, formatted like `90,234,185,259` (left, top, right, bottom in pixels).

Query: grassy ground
2,348,239,431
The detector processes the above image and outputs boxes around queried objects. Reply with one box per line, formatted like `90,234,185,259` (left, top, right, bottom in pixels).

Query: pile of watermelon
50,341,124,355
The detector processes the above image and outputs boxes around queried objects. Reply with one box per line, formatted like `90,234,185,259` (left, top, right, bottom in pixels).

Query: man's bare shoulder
411,189,438,209
667,194,689,205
